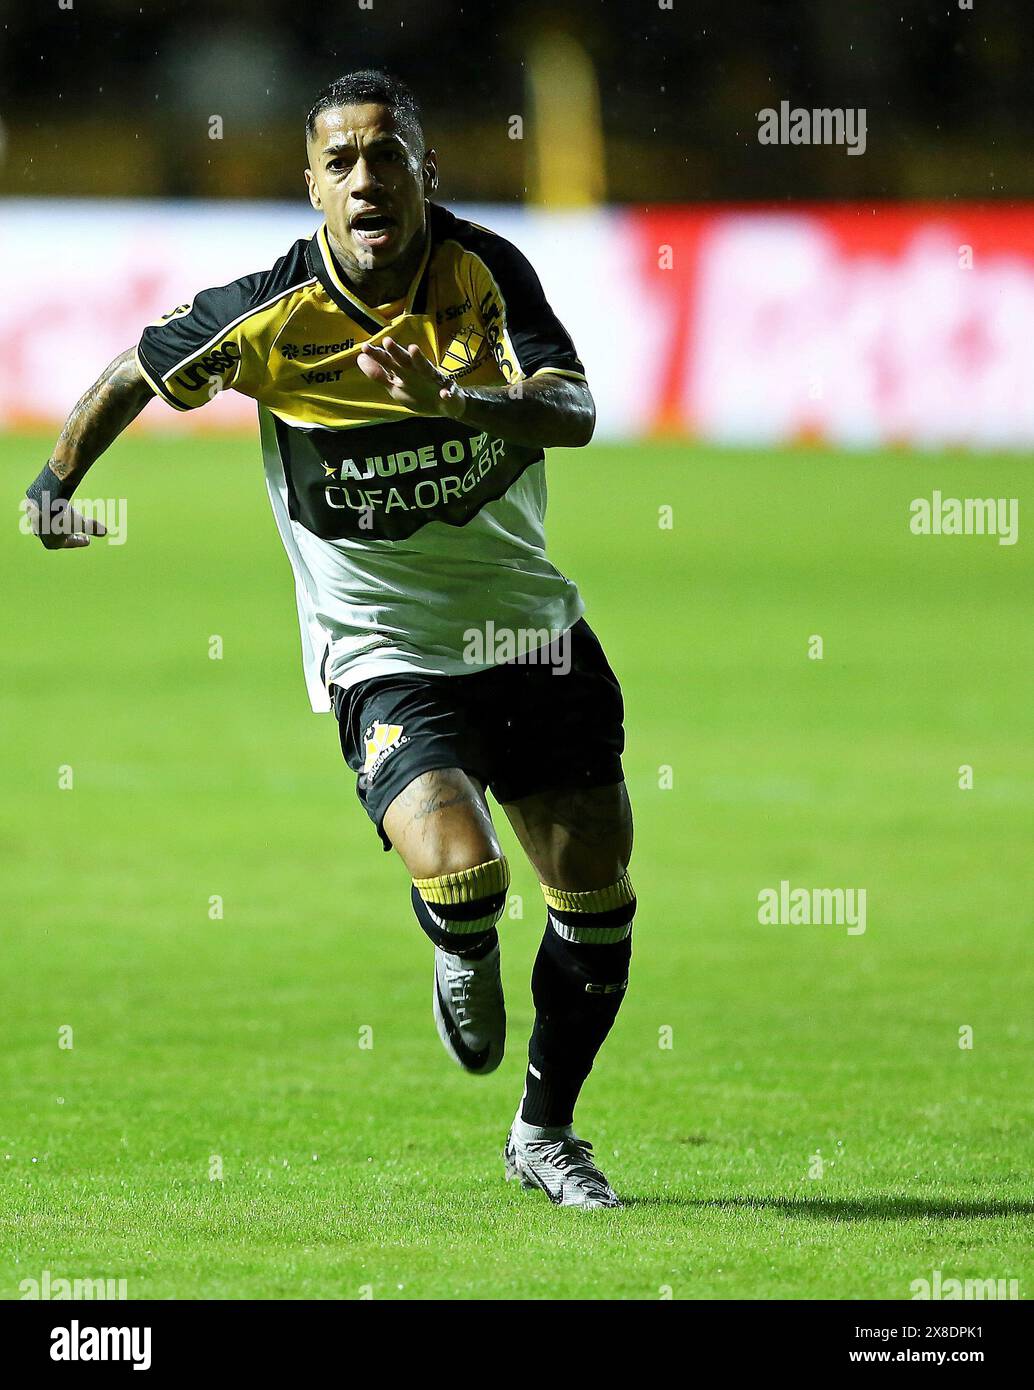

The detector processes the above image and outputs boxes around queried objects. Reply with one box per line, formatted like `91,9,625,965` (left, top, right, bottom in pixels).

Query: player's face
305,105,436,272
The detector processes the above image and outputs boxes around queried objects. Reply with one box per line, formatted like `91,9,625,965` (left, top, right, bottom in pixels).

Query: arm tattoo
45,349,154,489
455,373,595,449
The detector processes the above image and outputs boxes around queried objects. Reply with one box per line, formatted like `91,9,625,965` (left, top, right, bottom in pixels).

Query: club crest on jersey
440,325,487,378
362,721,410,782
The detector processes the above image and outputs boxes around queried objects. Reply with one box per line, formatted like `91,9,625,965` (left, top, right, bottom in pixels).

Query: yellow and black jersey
135,203,588,709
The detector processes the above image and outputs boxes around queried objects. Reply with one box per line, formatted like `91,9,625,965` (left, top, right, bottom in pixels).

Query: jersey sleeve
137,241,314,410
135,278,263,411
465,231,587,386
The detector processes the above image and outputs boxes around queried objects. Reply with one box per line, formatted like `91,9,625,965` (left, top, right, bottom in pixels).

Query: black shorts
331,618,625,850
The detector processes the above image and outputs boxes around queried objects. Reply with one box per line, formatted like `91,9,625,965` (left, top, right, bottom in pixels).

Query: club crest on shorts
362,721,410,782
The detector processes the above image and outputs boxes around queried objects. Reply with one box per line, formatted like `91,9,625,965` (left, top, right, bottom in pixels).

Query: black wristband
26,464,75,510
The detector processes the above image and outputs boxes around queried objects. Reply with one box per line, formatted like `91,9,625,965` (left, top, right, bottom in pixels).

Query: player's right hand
23,497,107,550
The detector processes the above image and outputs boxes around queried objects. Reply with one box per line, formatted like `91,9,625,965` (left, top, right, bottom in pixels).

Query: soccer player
23,70,636,1208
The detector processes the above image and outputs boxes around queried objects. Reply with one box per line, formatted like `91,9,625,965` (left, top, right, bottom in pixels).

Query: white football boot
504,1117,622,1208
433,943,505,1075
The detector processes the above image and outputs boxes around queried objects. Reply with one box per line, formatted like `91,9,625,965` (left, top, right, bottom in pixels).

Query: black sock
410,885,501,959
521,901,634,1128
409,858,509,961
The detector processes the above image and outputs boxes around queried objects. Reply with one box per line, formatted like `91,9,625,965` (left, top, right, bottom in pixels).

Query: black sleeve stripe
137,238,313,407
157,278,316,383
472,241,584,378
429,204,585,380
135,345,191,410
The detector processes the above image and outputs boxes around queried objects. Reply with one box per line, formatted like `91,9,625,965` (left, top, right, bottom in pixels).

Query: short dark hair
305,70,424,153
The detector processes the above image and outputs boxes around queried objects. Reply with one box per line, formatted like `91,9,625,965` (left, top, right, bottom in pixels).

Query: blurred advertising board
3,200,1032,446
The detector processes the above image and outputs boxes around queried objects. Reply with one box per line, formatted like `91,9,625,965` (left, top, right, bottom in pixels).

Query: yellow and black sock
411,857,510,961
521,873,636,1128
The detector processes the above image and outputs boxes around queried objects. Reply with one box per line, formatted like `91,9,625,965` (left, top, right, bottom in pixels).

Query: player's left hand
357,337,466,420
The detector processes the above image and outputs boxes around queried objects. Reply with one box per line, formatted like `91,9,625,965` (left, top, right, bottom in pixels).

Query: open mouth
350,210,397,250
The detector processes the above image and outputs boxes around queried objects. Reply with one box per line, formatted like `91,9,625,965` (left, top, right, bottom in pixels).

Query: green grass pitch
1,430,1031,1300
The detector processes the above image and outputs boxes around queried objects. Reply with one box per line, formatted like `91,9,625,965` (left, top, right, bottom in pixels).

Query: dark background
0,0,1028,202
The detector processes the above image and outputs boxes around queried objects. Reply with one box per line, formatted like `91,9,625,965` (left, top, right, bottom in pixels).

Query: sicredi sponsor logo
280,339,356,358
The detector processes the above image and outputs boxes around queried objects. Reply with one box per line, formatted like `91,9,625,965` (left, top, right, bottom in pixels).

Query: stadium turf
1,431,1031,1300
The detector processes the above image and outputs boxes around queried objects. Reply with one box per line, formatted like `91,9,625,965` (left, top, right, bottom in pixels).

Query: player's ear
423,150,439,196
304,167,322,212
